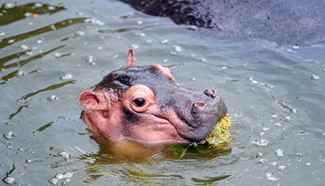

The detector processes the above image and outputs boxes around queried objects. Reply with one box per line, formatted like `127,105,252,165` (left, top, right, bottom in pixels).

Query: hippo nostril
204,89,216,99
194,102,206,108
192,101,206,113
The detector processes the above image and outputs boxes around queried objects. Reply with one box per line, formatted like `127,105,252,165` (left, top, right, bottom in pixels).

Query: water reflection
80,140,230,165
0,17,86,48
0,2,65,26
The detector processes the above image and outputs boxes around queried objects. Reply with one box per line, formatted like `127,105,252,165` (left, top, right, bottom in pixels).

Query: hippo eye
118,74,130,84
133,98,146,107
123,84,155,113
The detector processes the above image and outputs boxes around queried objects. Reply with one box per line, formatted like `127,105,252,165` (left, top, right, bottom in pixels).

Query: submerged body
79,49,227,158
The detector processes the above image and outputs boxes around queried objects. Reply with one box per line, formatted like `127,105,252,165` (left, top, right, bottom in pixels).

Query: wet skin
79,49,227,158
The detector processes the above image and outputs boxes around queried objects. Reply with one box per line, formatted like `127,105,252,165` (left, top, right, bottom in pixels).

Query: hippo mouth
124,113,190,145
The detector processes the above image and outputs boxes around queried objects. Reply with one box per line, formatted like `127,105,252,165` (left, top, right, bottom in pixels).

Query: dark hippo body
121,0,325,45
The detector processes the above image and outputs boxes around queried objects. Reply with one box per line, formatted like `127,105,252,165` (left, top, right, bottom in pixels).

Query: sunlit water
0,0,325,185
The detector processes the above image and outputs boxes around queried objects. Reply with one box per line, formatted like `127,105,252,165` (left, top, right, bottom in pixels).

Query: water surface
1,0,325,185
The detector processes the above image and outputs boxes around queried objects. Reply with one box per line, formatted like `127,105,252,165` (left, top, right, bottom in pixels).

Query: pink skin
80,85,188,146
80,49,187,146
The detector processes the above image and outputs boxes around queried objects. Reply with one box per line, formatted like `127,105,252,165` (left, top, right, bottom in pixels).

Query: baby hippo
79,49,227,156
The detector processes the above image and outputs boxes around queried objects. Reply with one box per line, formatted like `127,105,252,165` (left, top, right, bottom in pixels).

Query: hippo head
80,49,227,146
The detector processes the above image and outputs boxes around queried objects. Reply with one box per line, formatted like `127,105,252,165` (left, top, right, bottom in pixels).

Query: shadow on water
0,45,65,84
0,2,65,26
19,80,75,101
0,45,64,70
79,141,231,183
191,175,231,186
0,50,27,67
0,17,86,49
33,121,54,135
6,80,75,120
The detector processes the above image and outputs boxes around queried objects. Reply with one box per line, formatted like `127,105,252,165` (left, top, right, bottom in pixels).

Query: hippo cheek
124,115,189,144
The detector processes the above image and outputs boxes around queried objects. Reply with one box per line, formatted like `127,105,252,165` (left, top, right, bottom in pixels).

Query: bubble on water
47,95,58,101
145,39,153,44
4,131,14,140
311,74,320,80
76,31,85,36
137,32,146,37
61,73,73,80
272,114,278,118
86,56,96,66
260,132,265,136
258,158,266,164
221,66,228,70
24,12,32,17
17,70,24,76
55,173,65,180
265,172,279,181
51,172,74,185
187,25,198,31
274,122,282,127
137,20,143,25
249,77,258,84
37,39,43,44
85,18,105,26
58,151,71,160
163,59,168,63
97,46,103,50
306,162,311,166
49,178,58,185
63,172,73,179
275,149,284,157
257,152,264,157
34,3,43,8
191,77,196,81
285,116,291,121
200,58,207,62
173,45,182,52
0,32,5,36
160,39,169,44
54,52,62,58
278,165,287,171
271,161,278,166
26,51,33,56
4,3,15,9
292,45,300,49
3,176,16,184
48,6,55,10
86,55,94,63
96,20,105,26
20,44,29,51
113,54,119,59
262,127,270,131
131,44,139,49
252,139,269,146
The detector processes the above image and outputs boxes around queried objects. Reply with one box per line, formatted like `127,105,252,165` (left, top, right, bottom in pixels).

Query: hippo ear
127,48,136,67
79,90,110,111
